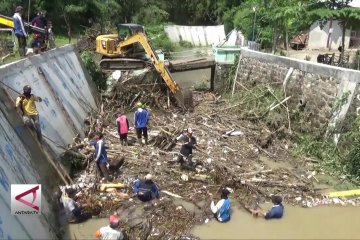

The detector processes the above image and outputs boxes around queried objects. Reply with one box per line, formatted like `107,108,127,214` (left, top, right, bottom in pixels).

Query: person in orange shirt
15,85,43,141
96,214,125,240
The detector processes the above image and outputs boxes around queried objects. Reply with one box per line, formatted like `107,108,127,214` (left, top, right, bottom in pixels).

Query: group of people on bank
16,85,284,240
12,6,53,57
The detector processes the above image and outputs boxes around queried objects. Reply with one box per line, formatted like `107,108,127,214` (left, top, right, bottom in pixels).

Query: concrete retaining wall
164,25,226,46
235,47,360,140
0,45,99,239
0,44,98,155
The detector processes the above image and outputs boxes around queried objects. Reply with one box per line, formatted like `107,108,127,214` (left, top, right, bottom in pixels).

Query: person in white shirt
210,188,231,223
13,6,27,57
60,188,91,223
96,214,125,240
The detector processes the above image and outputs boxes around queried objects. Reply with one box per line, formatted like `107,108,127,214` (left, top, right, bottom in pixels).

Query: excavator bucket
174,88,194,111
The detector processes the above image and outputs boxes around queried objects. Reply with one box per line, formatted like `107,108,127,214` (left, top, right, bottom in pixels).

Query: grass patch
316,174,357,191
55,35,77,47
292,133,360,187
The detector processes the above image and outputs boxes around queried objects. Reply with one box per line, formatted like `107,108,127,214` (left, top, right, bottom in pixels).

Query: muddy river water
66,205,360,239
193,206,360,239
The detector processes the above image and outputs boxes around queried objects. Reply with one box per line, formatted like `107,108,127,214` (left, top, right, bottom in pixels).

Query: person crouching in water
116,113,129,146
211,188,231,223
61,188,91,223
133,174,160,202
250,195,284,219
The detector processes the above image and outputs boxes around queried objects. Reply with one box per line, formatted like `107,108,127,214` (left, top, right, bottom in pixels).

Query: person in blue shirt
13,6,27,57
133,174,160,202
91,132,110,182
211,188,231,223
250,195,284,219
134,102,150,145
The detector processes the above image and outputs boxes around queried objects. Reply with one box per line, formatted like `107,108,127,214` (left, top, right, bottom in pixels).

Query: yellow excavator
95,24,193,110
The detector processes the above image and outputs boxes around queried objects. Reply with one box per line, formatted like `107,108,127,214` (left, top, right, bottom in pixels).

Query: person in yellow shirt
15,85,43,141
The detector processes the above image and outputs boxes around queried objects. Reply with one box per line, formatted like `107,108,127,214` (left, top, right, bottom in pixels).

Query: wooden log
162,190,183,198
239,169,273,177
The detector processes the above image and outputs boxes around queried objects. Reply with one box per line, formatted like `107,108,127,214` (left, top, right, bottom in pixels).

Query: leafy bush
179,40,193,48
146,25,175,53
80,51,107,90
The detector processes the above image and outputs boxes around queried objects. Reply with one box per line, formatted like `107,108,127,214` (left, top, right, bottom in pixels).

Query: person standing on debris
15,85,43,141
211,188,231,223
96,214,125,240
250,195,284,219
61,188,92,223
176,128,197,170
91,132,111,182
134,102,150,145
116,113,129,145
13,6,27,57
133,174,160,202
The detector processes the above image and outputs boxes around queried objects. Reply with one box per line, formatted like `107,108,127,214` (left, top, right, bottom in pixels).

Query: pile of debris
302,196,360,208
61,90,323,239
76,24,102,53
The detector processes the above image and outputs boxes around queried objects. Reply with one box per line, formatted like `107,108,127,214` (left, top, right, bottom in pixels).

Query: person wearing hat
133,174,160,202
96,213,125,240
134,102,150,145
15,85,43,141
13,6,27,57
210,188,231,223
176,128,197,170
116,112,129,146
250,195,284,219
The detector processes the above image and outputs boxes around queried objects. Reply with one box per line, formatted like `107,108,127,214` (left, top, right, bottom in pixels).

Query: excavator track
99,58,147,70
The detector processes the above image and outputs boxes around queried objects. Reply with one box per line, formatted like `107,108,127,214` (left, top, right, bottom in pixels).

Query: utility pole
27,0,31,22
327,18,333,50
252,6,257,41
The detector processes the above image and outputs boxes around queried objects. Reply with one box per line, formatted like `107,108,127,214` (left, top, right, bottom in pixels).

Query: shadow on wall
0,87,63,239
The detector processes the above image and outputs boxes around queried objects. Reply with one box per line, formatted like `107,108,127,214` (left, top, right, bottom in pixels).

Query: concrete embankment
0,45,98,239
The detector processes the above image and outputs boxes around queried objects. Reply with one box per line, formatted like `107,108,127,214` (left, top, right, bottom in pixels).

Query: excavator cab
118,24,144,41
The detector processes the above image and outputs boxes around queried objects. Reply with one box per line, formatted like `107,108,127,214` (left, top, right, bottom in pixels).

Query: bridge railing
167,47,213,60
246,40,261,51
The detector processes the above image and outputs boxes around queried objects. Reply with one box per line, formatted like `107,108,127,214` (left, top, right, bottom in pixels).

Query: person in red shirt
116,113,129,145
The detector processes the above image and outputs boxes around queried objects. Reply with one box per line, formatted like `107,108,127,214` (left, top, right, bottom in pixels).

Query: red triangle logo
15,185,40,211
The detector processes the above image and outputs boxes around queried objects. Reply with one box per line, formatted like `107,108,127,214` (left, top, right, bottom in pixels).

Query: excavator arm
100,32,193,109
117,33,180,94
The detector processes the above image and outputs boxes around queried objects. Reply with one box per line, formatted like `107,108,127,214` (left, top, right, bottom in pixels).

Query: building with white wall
308,0,360,50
